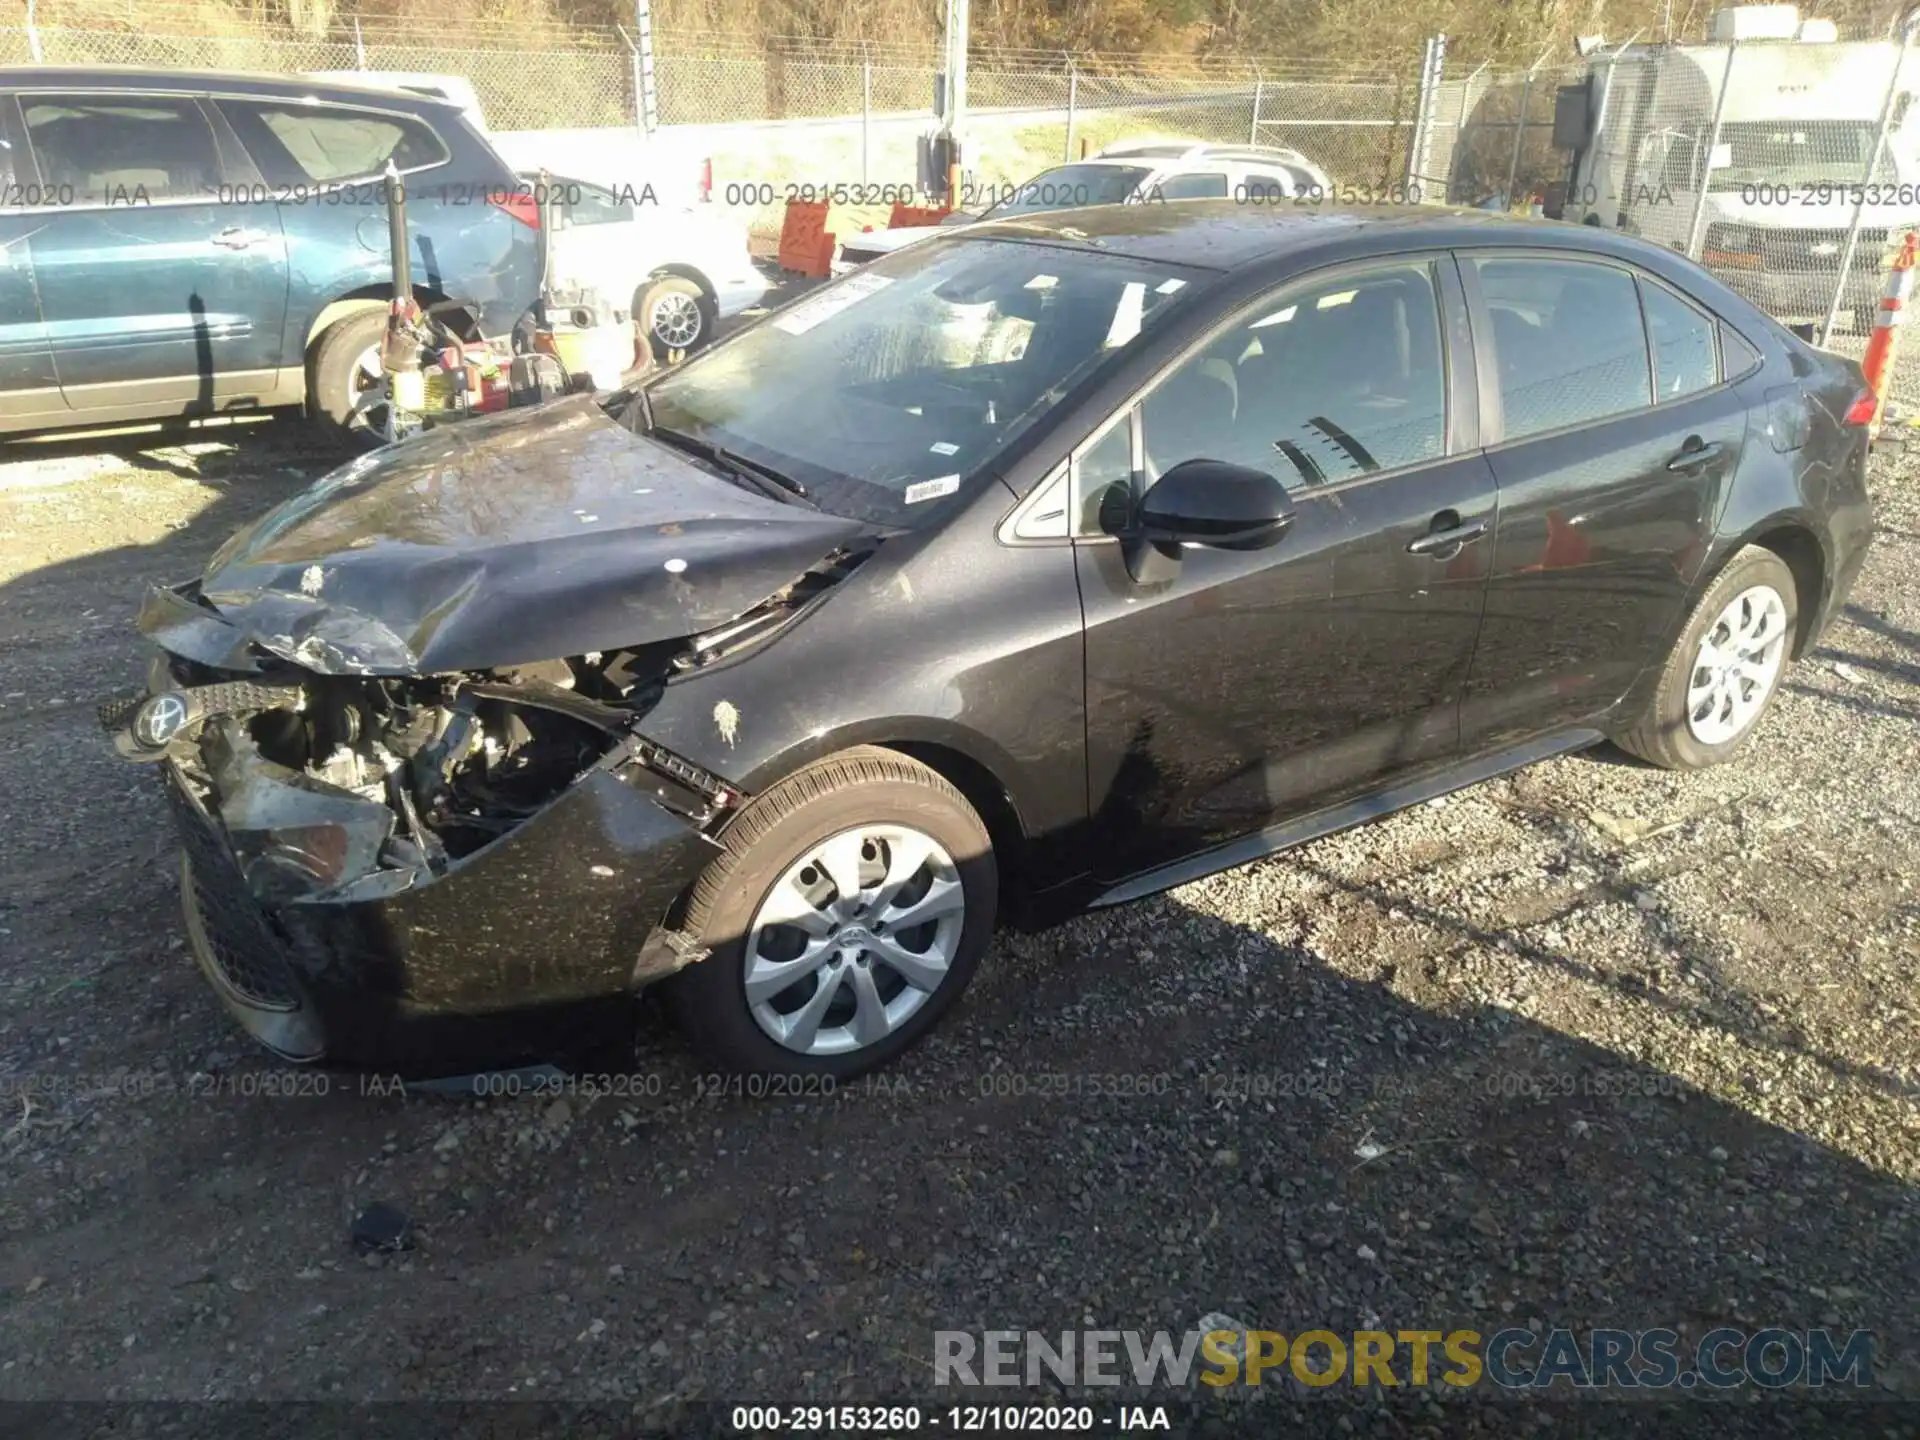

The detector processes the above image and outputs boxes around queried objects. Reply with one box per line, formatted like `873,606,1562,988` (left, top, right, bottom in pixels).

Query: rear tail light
489,188,540,229
699,157,713,203
1843,388,1878,427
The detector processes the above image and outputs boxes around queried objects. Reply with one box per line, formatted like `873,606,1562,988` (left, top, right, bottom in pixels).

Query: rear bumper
162,752,717,1078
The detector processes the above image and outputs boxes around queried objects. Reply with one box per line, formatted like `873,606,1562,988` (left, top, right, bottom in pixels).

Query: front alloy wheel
666,747,996,1079
745,824,966,1056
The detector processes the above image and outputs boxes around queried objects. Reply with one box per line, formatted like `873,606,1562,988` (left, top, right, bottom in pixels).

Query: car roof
0,65,464,112
951,201,1704,276
1041,156,1162,170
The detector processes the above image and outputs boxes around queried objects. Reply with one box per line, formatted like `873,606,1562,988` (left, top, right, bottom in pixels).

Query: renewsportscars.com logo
933,1326,1875,1391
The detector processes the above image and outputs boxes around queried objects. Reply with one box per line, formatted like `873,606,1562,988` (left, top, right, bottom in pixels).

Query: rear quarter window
1640,280,1719,401
218,100,448,187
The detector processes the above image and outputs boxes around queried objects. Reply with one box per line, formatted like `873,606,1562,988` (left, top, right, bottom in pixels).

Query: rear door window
21,94,221,203
1473,256,1653,441
561,181,634,226
217,100,448,188
1155,172,1230,200
1235,168,1296,204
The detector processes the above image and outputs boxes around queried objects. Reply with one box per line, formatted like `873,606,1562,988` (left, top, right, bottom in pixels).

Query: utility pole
943,0,969,131
942,0,968,199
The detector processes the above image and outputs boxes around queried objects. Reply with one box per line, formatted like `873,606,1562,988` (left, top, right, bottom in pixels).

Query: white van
1558,7,1920,327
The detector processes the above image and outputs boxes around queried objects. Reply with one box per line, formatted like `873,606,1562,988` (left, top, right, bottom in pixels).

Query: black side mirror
1123,458,1293,583
1139,458,1293,549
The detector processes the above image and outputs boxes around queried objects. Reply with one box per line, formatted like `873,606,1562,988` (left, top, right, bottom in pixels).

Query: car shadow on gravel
1282,847,1916,1107
2,886,1913,1419
0,400,1913,1418
883,895,1918,1421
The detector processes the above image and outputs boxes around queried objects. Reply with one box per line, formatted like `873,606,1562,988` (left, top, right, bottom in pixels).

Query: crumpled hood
197,395,870,675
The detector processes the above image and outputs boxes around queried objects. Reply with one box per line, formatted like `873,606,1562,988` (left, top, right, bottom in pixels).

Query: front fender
632,527,1091,892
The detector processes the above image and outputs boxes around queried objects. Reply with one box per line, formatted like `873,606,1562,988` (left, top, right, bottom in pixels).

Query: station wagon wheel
1616,545,1799,770
306,308,393,450
339,343,394,438
665,746,997,1080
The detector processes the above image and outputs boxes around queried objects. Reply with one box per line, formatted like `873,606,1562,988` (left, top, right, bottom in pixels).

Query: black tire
1615,545,1799,770
305,308,389,451
636,276,715,359
665,746,996,1080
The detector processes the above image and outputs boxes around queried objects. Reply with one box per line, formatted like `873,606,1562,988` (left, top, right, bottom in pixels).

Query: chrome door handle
1666,440,1724,472
1407,519,1489,555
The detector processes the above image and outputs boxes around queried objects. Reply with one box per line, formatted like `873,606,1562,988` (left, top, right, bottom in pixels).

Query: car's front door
0,95,61,428
20,90,288,412
1074,256,1496,881
1457,251,1747,750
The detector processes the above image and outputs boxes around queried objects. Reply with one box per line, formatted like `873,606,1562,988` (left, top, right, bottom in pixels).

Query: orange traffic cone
1860,229,1918,435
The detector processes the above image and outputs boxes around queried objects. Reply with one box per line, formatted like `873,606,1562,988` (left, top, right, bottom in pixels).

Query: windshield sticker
1024,274,1059,290
1155,277,1187,294
1104,281,1147,349
929,441,960,456
772,271,894,336
904,474,960,504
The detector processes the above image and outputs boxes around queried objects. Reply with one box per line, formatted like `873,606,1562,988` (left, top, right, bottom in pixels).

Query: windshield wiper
649,425,816,508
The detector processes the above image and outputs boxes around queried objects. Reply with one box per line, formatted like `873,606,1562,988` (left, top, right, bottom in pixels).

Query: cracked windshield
643,238,1197,524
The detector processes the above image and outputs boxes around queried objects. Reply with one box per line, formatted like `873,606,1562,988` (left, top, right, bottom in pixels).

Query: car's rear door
20,89,288,412
1074,254,1496,881
217,94,535,346
1457,250,1747,751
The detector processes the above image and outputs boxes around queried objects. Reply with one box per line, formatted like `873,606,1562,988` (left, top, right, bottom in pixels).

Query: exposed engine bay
108,543,875,902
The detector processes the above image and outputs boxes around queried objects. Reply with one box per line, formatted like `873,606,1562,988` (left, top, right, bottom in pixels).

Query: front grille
1766,227,1886,270
97,693,143,733
163,772,303,1011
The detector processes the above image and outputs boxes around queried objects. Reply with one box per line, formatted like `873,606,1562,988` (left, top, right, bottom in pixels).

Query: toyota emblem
132,692,191,750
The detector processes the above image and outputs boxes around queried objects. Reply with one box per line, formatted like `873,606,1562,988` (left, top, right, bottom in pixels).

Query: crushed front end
103,582,744,1078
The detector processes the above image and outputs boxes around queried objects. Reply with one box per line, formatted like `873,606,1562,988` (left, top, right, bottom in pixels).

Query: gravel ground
0,351,1915,1429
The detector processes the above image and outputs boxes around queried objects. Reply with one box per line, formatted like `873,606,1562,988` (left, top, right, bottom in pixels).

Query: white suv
833,141,1333,271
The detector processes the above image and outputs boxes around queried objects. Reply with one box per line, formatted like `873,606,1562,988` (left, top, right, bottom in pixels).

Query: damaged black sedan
104,204,1872,1081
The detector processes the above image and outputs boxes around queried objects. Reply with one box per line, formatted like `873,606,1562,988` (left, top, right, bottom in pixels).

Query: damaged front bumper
106,589,740,1078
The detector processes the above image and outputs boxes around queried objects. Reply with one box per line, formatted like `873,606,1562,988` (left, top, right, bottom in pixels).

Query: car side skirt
1089,727,1606,910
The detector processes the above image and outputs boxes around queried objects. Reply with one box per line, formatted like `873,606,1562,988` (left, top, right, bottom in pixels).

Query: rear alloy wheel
1617,545,1798,769
638,276,713,358
666,747,996,1079
306,308,393,450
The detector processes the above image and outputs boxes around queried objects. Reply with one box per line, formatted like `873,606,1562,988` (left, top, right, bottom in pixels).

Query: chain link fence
1437,30,1920,415
12,6,1920,412
4,12,1424,187
5,21,639,129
